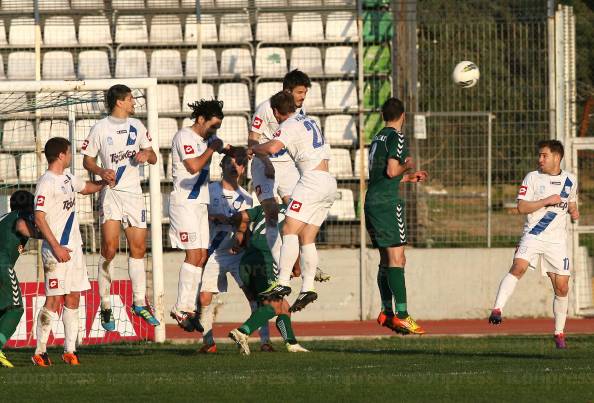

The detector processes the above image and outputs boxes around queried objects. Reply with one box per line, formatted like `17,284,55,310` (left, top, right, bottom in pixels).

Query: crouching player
228,203,308,355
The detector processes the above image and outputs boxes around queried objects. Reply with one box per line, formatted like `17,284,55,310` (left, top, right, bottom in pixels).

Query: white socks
250,300,270,343
129,257,146,307
553,295,569,335
300,243,318,293
175,263,202,313
493,273,519,310
266,224,282,270
278,234,299,286
35,307,58,355
98,255,113,310
62,306,79,353
200,302,216,346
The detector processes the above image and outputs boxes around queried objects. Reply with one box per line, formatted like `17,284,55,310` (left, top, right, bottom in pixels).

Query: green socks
377,266,394,315
0,307,24,348
239,304,276,335
386,267,408,319
276,314,297,345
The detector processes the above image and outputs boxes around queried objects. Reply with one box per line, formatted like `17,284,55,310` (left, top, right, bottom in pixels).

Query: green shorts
0,261,22,310
240,251,276,296
364,201,408,248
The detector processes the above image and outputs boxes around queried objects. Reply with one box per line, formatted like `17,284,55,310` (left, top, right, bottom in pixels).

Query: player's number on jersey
304,120,324,149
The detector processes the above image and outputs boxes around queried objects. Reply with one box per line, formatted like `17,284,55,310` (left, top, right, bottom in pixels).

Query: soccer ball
452,61,480,88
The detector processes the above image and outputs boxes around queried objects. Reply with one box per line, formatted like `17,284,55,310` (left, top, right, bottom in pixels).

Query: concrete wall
14,247,566,324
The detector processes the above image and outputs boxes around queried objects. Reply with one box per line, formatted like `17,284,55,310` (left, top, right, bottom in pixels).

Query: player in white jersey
32,138,106,366
489,140,579,349
82,85,159,331
254,92,337,312
248,70,311,272
169,99,226,333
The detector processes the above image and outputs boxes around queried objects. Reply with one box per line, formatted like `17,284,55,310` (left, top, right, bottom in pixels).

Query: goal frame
0,78,165,342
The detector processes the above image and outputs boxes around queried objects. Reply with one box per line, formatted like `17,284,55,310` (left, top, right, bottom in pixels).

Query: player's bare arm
134,147,157,165
82,155,116,186
517,194,562,214
402,170,429,183
15,218,42,239
182,138,223,174
247,131,261,156
568,202,579,221
229,210,250,255
34,211,71,263
79,180,109,195
253,139,285,157
386,156,414,179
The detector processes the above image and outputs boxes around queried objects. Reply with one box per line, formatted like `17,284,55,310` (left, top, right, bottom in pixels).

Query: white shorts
514,236,571,276
201,252,243,293
42,245,90,296
251,158,300,202
168,196,209,250
286,170,337,226
99,188,147,229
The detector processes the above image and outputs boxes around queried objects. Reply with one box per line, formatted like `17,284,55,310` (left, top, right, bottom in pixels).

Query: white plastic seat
218,83,250,113
130,89,148,114
115,15,149,43
39,0,72,9
328,188,356,220
150,15,183,43
147,0,179,7
185,15,218,43
1,0,33,11
42,51,76,80
0,20,6,45
219,14,252,42
324,115,356,146
218,116,248,146
354,148,369,179
157,84,181,113
38,120,69,146
303,81,323,111
256,13,289,42
326,12,358,41
78,50,111,79
255,82,282,107
185,49,218,77
256,47,287,77
209,152,224,181
0,154,18,184
78,16,112,45
220,48,253,76
19,153,48,183
7,52,35,80
72,0,104,9
291,13,323,42
0,93,28,115
75,119,98,150
290,47,324,76
289,0,318,4
112,0,145,8
256,0,287,5
325,46,357,75
44,16,77,46
73,91,104,115
329,148,353,179
115,50,148,78
182,84,216,112
139,157,165,182
150,49,183,78
181,0,214,6
325,0,356,4
216,0,248,7
36,92,68,117
158,118,178,148
8,18,35,46
325,80,358,110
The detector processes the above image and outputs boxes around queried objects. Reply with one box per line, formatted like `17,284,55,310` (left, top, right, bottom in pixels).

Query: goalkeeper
0,191,39,367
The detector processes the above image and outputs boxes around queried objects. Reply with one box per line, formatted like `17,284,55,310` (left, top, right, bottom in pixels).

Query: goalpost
0,78,165,344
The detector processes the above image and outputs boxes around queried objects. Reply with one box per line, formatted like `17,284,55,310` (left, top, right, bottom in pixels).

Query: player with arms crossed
32,138,106,366
365,98,428,335
255,92,336,312
169,100,225,333
489,140,579,349
82,84,159,330
0,191,40,367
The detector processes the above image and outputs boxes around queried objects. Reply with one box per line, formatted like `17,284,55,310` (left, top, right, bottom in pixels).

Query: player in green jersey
227,204,308,355
0,190,40,367
364,98,428,335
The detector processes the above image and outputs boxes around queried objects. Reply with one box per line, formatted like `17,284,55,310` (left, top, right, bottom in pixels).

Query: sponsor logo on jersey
518,186,527,196
48,279,59,289
110,149,137,164
129,131,137,141
107,137,114,145
36,195,45,206
290,200,302,212
252,116,263,129
273,129,281,138
81,140,89,151
62,198,75,211
180,232,189,242
184,145,195,155
117,129,127,134
551,181,561,185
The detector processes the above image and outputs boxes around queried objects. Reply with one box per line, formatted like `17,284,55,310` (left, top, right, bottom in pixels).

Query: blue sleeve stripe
127,125,138,146
115,166,126,185
59,211,75,246
560,177,572,198
528,211,557,235
188,169,209,199
208,231,229,256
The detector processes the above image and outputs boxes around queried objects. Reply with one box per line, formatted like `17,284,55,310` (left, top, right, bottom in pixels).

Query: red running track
166,318,594,340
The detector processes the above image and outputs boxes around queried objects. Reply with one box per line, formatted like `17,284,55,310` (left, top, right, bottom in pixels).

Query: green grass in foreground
1,336,593,403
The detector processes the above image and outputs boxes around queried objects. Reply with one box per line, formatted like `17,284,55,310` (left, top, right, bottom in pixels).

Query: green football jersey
243,204,287,261
366,127,409,203
0,211,29,266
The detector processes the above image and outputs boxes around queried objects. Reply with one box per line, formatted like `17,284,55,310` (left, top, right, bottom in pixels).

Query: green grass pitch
1,336,593,402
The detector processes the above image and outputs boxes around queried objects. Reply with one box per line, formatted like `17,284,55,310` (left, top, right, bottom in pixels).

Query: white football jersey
517,170,577,243
207,182,252,257
34,170,85,248
275,114,331,174
82,116,152,194
251,99,305,162
171,127,214,205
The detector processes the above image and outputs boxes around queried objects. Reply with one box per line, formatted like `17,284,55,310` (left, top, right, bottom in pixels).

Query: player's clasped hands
134,150,150,164
99,168,116,188
207,137,224,153
53,245,72,263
